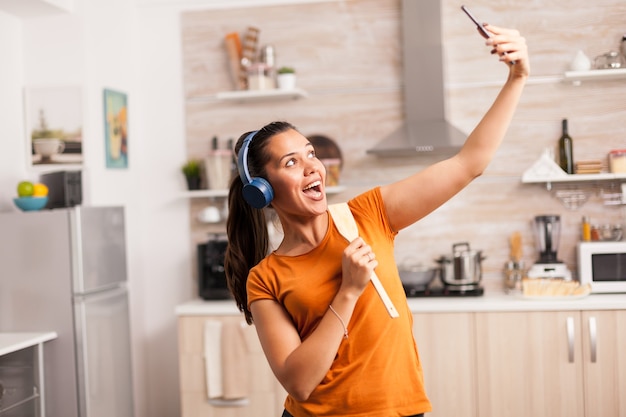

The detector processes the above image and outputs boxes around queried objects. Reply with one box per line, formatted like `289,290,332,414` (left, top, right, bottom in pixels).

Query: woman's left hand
484,24,530,79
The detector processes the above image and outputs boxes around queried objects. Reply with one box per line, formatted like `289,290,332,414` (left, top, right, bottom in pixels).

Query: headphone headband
237,131,258,185
236,130,274,209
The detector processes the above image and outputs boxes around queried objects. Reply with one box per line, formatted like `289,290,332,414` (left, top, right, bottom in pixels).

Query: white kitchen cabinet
412,313,477,417
580,310,626,417
0,332,57,417
177,297,626,417
475,310,626,417
177,315,286,417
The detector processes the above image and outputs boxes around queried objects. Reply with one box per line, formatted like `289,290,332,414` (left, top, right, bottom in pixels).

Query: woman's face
264,129,327,216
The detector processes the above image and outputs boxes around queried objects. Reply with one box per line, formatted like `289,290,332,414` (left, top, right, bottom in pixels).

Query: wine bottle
558,118,574,174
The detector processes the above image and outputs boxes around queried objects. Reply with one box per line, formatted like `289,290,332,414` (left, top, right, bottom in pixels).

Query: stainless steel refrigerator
0,206,134,417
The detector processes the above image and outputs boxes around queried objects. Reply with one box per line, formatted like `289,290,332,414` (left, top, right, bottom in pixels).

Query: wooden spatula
328,203,399,318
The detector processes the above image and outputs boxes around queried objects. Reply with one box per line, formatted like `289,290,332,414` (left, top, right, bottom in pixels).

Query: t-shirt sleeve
246,264,276,310
348,187,398,240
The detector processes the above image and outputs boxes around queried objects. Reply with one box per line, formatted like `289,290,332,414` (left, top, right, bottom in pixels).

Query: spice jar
247,63,276,90
590,225,601,241
609,149,626,173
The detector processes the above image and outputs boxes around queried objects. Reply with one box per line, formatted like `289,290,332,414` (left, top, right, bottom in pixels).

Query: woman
225,24,529,417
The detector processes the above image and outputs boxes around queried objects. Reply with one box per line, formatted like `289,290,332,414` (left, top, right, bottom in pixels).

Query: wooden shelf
563,68,626,84
182,185,346,199
214,88,308,103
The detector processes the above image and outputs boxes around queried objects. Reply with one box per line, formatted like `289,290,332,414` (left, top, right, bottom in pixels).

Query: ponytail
224,175,269,324
224,121,296,324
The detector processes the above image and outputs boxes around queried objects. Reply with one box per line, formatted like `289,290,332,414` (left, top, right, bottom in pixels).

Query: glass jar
609,149,626,173
246,63,276,91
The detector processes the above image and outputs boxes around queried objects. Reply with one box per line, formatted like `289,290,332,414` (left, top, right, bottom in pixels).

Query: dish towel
203,319,250,406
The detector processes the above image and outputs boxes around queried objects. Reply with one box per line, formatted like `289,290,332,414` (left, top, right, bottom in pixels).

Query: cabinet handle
567,316,575,363
588,316,597,363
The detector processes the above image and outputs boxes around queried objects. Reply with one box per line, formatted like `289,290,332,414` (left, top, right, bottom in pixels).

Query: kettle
594,51,626,69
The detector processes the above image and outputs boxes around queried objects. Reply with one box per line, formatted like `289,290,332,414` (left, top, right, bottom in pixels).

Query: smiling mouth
303,180,322,196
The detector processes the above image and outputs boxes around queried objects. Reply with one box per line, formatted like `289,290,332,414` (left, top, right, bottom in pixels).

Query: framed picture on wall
103,88,128,169
24,85,83,169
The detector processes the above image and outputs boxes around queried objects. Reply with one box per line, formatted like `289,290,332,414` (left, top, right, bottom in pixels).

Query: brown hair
224,121,297,324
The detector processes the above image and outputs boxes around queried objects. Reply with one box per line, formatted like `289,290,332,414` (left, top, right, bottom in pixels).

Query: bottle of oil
582,216,591,242
558,118,574,174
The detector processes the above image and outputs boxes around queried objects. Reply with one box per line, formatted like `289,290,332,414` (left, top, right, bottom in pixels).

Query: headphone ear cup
242,177,274,209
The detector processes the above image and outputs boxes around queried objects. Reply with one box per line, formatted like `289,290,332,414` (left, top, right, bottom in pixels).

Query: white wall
0,10,26,211
0,1,192,417
133,4,193,417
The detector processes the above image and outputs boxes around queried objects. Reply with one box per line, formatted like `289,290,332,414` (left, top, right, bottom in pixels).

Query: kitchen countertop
0,332,58,357
175,291,626,316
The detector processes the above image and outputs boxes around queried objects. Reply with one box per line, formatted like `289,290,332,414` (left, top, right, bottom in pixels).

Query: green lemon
17,181,34,197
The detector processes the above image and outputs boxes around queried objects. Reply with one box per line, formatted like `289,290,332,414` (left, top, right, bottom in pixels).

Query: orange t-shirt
247,187,432,417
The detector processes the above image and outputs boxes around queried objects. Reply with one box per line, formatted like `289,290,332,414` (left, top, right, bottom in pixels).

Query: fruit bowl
13,196,48,212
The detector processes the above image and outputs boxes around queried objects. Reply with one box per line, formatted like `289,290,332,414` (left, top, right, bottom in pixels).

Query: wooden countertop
175,291,626,316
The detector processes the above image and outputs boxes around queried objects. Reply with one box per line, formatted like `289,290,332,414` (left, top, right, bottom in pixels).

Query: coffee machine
527,215,572,280
197,234,231,300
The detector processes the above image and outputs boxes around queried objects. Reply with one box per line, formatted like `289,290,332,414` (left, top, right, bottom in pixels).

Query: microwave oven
39,170,82,209
577,241,626,293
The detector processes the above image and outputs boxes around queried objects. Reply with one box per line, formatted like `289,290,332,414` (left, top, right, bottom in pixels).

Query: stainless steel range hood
367,0,467,156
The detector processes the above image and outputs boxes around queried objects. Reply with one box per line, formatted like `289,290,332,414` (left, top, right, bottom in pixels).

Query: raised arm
381,25,530,232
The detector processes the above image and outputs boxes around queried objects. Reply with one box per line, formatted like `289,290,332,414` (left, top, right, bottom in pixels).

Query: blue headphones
237,130,274,209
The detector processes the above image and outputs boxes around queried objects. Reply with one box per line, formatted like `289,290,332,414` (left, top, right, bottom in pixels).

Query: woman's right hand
339,237,377,296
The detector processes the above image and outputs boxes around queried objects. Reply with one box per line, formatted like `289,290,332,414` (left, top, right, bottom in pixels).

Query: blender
527,215,572,280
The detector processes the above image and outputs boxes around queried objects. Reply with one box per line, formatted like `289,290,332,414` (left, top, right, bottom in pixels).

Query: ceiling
0,0,73,18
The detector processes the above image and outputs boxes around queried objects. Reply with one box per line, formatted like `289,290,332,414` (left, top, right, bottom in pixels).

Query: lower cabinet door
475,311,585,417
412,312,477,417
581,310,626,417
178,315,284,417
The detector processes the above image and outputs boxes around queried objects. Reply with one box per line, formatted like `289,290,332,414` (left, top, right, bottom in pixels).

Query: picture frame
24,85,83,169
103,88,128,169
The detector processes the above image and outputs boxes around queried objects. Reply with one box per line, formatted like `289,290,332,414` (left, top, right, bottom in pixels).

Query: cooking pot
398,264,439,289
435,242,485,289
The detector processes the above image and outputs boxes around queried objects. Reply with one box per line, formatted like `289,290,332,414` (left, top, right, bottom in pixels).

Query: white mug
197,206,221,223
33,138,65,158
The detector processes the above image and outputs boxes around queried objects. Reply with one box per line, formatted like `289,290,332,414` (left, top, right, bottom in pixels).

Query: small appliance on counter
198,234,231,300
527,215,572,280
39,170,82,209
578,241,626,293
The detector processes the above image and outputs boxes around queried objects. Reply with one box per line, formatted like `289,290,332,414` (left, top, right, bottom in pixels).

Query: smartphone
461,5,490,39
461,5,515,64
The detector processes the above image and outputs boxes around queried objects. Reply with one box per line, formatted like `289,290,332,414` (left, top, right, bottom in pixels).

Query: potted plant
276,66,297,90
182,159,202,190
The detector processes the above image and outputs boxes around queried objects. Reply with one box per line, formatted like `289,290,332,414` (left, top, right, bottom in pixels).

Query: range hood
367,0,467,156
